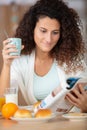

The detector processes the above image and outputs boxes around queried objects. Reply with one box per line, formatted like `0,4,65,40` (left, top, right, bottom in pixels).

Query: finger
4,54,20,60
3,39,11,46
2,48,18,57
65,95,79,108
77,83,85,94
4,48,18,55
2,44,17,55
66,93,78,102
3,43,16,50
21,45,24,50
71,89,82,98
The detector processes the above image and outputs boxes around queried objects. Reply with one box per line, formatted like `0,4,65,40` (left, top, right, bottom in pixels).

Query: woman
0,0,87,112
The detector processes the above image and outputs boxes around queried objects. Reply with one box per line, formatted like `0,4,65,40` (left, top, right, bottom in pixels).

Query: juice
0,97,5,112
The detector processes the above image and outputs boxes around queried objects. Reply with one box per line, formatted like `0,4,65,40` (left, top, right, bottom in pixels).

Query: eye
40,28,47,33
41,30,46,33
52,31,60,35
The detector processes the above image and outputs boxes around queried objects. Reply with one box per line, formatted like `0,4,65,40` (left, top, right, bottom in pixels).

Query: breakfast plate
62,113,87,121
10,113,56,122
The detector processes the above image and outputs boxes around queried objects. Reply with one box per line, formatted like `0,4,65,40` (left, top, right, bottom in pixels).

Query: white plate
62,113,87,121
10,113,56,122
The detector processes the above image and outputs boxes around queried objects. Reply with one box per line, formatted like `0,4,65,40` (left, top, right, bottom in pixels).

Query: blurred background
0,0,87,72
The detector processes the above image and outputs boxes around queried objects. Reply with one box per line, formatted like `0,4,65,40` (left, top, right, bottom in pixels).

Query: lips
42,42,52,47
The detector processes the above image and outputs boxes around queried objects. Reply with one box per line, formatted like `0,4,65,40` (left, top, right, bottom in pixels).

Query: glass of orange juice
0,96,5,113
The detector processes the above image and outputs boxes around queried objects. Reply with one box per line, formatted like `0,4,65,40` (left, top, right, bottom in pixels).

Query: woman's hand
65,83,87,113
2,39,24,67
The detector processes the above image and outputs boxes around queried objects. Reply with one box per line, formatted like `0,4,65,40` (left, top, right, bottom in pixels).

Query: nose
46,33,52,43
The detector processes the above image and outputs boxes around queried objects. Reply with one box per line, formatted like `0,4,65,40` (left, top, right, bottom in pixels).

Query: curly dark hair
15,0,86,72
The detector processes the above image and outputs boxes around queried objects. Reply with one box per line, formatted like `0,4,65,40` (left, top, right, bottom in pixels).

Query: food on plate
33,101,41,108
14,109,32,118
2,103,18,119
35,109,52,118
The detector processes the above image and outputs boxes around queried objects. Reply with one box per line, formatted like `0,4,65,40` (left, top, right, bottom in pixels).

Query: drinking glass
5,87,18,105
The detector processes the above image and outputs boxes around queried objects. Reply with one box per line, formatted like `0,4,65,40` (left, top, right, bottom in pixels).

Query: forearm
0,38,20,95
0,64,10,95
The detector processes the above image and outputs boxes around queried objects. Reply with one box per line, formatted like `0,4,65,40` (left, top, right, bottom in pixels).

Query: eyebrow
40,27,60,31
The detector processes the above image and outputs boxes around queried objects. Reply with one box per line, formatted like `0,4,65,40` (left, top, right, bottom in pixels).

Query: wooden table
0,115,87,130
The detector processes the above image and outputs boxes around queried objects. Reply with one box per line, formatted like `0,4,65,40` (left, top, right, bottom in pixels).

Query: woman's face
34,16,60,53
